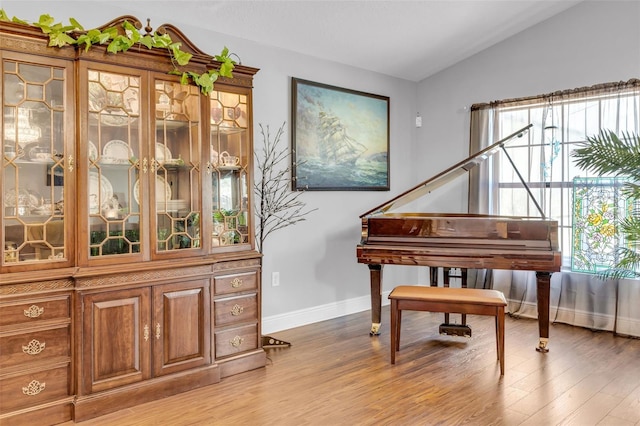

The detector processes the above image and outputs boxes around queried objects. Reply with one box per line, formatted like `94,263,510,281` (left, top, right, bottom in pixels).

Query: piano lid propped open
360,124,534,218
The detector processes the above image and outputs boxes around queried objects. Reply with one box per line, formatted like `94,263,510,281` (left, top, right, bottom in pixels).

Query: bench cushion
389,286,506,307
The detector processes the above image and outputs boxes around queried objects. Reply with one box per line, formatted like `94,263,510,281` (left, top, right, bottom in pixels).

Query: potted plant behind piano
254,122,318,347
572,130,640,279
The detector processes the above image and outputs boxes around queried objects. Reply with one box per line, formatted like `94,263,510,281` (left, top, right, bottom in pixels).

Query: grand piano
357,124,562,352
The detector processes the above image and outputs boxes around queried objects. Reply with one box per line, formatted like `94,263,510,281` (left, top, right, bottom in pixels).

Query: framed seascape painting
291,78,390,191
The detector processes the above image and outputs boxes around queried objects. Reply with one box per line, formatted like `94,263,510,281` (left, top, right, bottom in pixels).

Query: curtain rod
471,78,639,111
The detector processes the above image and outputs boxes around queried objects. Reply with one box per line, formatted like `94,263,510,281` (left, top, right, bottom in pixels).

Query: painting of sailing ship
291,78,389,191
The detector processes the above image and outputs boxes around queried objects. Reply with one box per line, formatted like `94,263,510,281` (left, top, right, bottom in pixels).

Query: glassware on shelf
209,88,251,248
3,108,42,146
4,240,18,263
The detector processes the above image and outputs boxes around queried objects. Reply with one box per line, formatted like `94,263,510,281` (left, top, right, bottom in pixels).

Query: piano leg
535,271,552,352
368,264,383,335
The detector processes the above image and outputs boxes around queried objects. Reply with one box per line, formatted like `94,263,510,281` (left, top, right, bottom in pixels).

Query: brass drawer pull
155,322,161,340
22,339,46,355
22,380,46,396
230,304,244,316
24,305,44,318
229,336,244,348
67,155,74,172
144,324,150,342
230,278,243,288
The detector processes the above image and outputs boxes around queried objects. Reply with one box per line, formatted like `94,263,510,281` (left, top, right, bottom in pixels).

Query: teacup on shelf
40,204,55,214
219,151,239,167
28,146,56,162
3,145,23,160
102,208,119,219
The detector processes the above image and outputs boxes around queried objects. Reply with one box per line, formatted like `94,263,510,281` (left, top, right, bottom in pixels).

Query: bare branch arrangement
254,122,317,254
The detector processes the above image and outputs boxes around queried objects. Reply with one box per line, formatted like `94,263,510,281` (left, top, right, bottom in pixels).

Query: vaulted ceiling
122,0,583,81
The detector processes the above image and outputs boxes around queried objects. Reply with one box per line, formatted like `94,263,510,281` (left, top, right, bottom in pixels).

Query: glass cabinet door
209,89,251,248
2,57,72,266
153,80,202,254
86,69,142,259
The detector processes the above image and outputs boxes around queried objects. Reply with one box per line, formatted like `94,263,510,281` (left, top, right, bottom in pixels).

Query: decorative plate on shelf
88,141,98,161
88,79,139,126
155,143,172,165
89,172,113,214
102,140,132,164
133,175,172,205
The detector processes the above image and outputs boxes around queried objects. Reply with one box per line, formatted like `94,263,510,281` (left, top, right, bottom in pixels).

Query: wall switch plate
272,272,280,287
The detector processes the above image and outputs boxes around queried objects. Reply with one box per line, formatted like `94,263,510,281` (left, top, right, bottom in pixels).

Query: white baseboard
504,299,640,338
554,305,640,337
263,293,640,338
262,291,392,335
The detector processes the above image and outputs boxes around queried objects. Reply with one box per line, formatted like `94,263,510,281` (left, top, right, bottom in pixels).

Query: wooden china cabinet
0,16,264,425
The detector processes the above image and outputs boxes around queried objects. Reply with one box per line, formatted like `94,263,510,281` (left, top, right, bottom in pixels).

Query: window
471,80,639,270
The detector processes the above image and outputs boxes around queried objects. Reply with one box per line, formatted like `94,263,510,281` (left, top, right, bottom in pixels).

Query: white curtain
487,270,639,338
468,81,640,338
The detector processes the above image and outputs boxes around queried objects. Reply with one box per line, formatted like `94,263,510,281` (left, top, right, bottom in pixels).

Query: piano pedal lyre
436,267,472,337
439,323,472,337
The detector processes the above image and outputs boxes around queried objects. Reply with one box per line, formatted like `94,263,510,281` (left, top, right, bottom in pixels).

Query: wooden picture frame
291,78,390,191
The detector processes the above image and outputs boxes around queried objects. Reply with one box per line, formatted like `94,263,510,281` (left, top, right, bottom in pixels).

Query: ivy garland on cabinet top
0,10,235,95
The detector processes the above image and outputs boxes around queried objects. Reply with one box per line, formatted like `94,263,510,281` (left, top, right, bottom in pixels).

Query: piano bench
388,285,507,375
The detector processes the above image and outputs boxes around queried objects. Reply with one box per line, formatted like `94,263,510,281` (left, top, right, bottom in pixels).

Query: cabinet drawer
0,325,71,369
214,324,258,358
213,271,258,296
0,364,70,413
214,294,257,327
0,296,71,329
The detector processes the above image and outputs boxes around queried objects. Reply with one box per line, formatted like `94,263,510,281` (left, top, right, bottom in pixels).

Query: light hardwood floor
67,307,640,425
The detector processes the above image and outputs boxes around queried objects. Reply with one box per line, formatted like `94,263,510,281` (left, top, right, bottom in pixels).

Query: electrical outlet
271,272,280,287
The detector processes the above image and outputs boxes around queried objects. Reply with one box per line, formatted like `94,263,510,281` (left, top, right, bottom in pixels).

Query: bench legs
390,301,505,375
497,306,505,374
390,299,399,364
